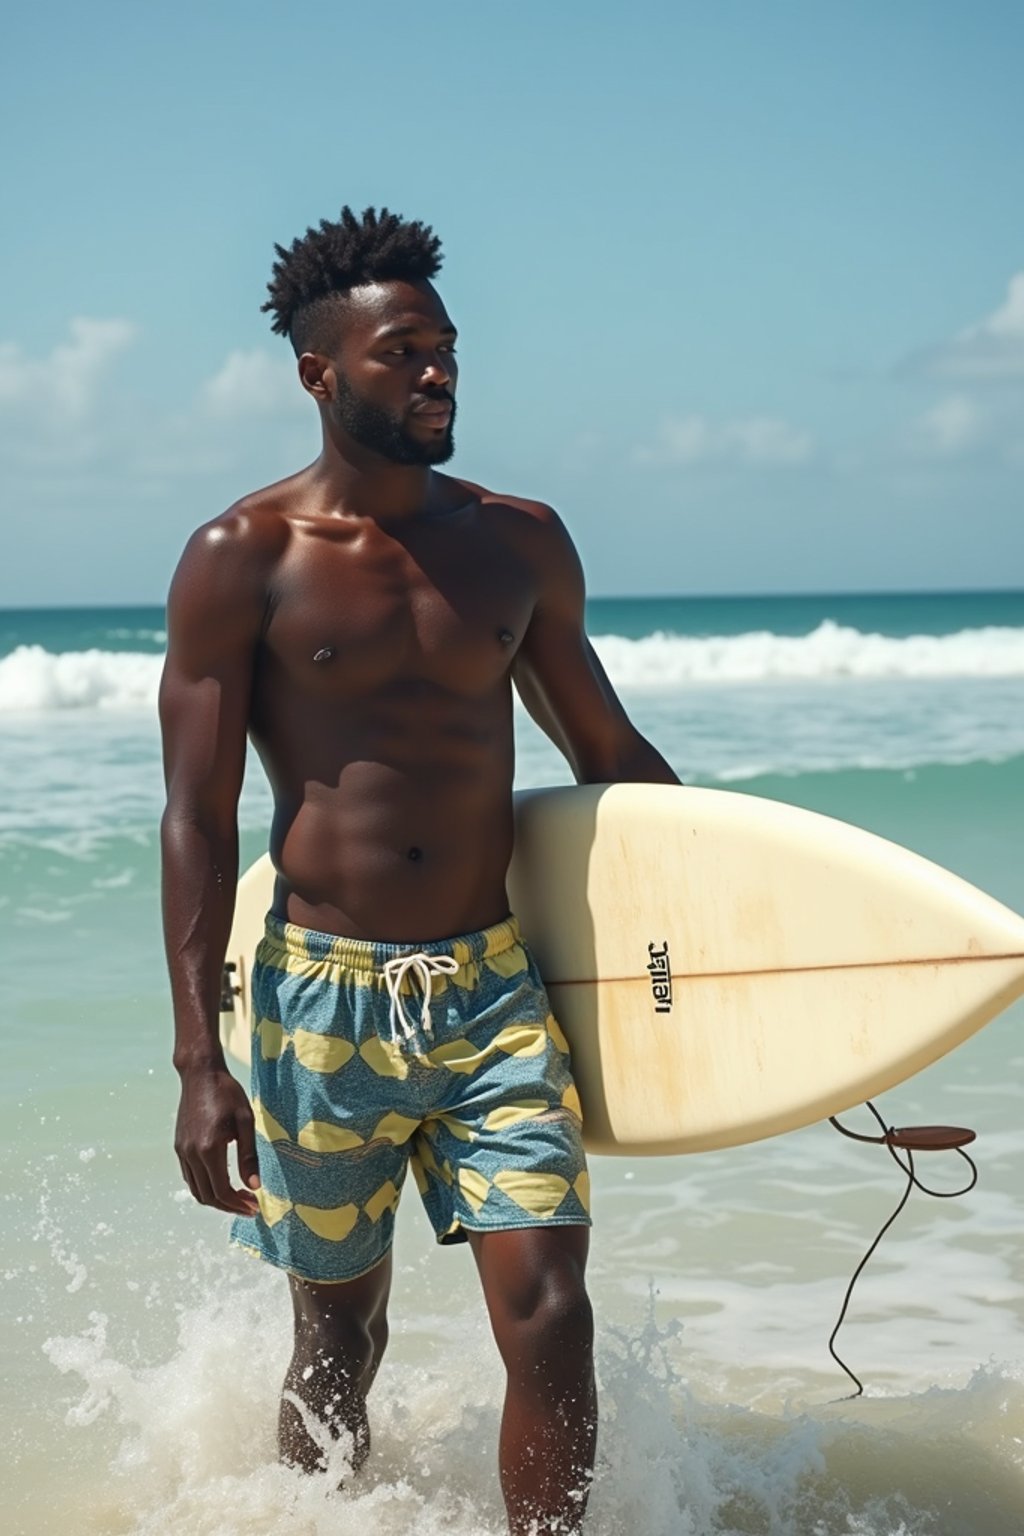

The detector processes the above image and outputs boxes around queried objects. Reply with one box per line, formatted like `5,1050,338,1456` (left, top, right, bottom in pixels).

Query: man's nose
419,353,453,389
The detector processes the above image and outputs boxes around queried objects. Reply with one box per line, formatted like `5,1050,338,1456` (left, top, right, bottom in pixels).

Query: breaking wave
0,645,162,711
3,624,1024,711
591,622,1024,688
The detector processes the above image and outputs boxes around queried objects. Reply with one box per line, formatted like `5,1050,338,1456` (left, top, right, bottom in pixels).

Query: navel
497,628,515,646
313,646,336,664
407,846,423,863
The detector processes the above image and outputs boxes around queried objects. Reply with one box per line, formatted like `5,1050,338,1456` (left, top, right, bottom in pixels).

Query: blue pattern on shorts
230,914,590,1284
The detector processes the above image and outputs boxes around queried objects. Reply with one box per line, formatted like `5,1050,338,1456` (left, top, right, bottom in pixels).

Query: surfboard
220,784,1024,1155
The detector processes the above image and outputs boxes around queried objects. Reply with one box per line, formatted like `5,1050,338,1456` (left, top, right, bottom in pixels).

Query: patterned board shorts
230,913,590,1285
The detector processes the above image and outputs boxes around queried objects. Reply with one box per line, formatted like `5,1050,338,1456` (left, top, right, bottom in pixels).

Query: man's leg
280,1252,393,1475
469,1227,596,1535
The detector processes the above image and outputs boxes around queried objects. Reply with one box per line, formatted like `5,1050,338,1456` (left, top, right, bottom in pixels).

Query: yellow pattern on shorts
231,913,590,1285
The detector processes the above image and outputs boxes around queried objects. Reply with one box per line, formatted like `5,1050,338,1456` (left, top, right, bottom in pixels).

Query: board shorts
230,914,590,1285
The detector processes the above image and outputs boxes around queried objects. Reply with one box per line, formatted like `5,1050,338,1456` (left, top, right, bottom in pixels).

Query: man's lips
411,401,453,424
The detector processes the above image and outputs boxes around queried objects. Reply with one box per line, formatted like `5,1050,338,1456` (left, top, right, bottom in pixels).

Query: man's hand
175,1067,261,1216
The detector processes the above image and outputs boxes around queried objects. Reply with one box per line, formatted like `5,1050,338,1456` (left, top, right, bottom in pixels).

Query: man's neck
303,438,440,522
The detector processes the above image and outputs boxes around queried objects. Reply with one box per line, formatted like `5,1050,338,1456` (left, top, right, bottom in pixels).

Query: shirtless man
160,206,678,1534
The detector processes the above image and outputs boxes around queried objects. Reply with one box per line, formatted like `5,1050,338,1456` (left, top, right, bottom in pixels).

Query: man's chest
263,521,537,697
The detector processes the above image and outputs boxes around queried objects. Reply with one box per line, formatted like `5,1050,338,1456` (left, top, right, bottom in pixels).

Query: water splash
27,1253,1024,1536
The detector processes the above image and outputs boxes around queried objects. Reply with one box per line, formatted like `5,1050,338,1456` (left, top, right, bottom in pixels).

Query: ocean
4,590,1024,1535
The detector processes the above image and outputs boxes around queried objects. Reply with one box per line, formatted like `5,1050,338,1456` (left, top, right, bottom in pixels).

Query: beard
333,374,456,465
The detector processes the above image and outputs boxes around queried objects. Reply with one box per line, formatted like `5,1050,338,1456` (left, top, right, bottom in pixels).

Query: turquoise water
4,592,1024,1534
590,589,1024,639
3,589,1024,655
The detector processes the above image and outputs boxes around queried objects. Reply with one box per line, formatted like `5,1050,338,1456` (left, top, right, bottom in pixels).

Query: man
160,205,678,1534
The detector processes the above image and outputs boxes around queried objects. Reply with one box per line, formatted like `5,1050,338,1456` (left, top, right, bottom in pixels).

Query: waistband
261,912,522,974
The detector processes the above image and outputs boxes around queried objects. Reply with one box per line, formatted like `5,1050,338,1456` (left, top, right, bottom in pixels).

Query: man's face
326,279,458,466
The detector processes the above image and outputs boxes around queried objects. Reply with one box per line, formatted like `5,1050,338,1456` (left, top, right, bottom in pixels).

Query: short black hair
262,205,444,355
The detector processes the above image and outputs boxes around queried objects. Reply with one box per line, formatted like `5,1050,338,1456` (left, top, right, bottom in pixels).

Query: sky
2,0,1022,605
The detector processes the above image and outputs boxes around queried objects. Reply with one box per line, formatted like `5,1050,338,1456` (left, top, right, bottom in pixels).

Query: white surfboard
220,785,1024,1155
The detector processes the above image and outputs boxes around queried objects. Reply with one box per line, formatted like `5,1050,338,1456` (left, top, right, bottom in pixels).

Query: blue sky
2,0,1022,604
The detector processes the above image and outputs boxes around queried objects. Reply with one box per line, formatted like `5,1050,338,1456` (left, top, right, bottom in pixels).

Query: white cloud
199,348,306,419
0,322,317,489
983,272,1024,339
911,393,982,457
636,413,813,467
0,317,136,419
915,271,1024,382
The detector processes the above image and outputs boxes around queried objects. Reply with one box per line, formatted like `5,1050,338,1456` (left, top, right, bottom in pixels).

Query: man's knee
289,1273,390,1384
491,1251,594,1371
293,1309,377,1380
528,1273,593,1354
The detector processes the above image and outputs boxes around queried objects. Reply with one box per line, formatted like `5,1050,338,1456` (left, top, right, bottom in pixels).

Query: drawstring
381,951,460,1044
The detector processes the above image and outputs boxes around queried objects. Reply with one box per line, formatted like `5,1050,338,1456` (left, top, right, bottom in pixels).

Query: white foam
0,645,162,711
591,622,1024,687
34,1267,1024,1536
3,625,1024,714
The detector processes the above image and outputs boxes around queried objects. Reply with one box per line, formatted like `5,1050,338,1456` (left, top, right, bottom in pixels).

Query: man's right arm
159,510,275,1216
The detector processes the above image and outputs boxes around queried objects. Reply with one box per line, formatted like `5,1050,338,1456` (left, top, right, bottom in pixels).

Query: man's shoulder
453,479,580,599
181,479,298,572
454,478,567,537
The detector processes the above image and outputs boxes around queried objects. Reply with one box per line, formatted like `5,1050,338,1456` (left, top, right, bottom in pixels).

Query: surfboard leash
826,1102,978,1397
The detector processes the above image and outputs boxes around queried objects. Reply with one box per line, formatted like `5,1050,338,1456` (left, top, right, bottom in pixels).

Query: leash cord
826,1100,978,1397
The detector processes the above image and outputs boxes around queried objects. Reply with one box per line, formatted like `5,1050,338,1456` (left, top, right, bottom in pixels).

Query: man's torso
240,472,549,942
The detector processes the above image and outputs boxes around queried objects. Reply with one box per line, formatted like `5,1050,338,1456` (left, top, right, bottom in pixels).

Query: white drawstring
381,951,460,1044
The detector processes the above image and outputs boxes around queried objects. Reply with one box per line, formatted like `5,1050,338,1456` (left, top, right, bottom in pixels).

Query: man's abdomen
264,745,517,943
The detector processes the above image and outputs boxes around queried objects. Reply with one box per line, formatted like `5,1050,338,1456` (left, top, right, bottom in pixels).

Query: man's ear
297,352,332,402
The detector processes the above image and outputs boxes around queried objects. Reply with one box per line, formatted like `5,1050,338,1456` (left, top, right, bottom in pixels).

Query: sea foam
0,645,162,711
3,624,1024,712
32,1252,1024,1536
591,621,1024,687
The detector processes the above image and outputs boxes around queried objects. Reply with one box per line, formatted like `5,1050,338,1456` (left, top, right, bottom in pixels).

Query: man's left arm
513,506,680,787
